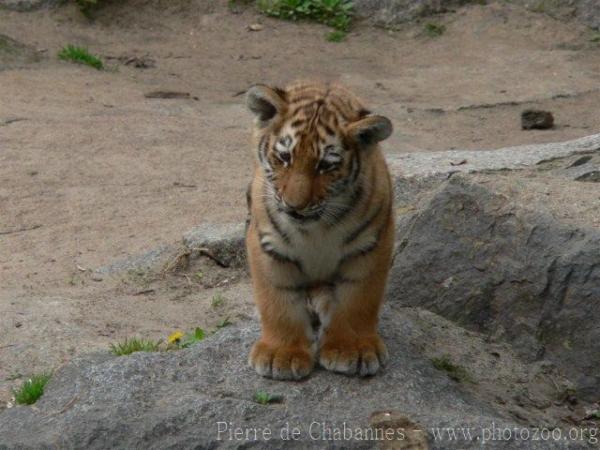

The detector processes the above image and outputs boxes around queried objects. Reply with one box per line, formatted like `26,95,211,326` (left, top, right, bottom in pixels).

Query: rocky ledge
1,133,599,449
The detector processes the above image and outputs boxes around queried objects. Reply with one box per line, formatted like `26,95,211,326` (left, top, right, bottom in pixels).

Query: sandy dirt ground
1,0,600,406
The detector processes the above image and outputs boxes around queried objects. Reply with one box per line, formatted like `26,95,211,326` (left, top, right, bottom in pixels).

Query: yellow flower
168,331,184,345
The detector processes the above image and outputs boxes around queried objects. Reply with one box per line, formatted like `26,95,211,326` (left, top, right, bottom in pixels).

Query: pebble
521,109,554,130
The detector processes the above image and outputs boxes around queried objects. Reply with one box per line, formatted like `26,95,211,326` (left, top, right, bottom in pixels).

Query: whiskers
257,178,278,200
256,173,363,227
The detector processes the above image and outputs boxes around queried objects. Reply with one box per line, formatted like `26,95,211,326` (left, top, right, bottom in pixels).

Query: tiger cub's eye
277,151,291,164
274,136,292,165
318,146,342,173
317,159,338,173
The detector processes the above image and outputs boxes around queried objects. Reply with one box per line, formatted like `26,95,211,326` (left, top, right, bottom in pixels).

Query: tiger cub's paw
319,335,388,377
249,340,314,380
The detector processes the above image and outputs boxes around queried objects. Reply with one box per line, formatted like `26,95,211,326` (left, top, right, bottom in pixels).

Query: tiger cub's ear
347,115,393,149
246,85,286,124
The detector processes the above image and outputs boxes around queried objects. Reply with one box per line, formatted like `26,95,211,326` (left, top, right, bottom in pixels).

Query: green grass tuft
228,0,254,10
424,22,446,38
13,373,51,405
431,355,474,383
216,317,233,329
254,391,284,405
75,0,103,17
326,30,347,42
109,337,162,356
211,294,225,308
258,0,353,31
178,327,206,348
58,45,104,70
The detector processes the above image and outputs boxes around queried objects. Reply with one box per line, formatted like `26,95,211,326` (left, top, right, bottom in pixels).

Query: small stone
247,23,264,32
0,0,57,11
521,109,554,130
91,273,103,282
119,55,155,69
14,321,22,328
575,171,600,182
370,410,429,450
441,276,454,288
144,91,191,99
568,155,592,168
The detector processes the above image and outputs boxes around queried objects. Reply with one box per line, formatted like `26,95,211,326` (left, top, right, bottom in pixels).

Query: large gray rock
93,222,246,277
353,0,481,26
0,0,61,11
387,132,600,179
389,156,600,398
577,0,600,29
4,137,598,448
0,308,592,449
353,0,600,29
513,0,600,30
183,222,247,268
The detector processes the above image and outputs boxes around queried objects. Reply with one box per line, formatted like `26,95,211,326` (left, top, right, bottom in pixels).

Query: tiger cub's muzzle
275,194,325,222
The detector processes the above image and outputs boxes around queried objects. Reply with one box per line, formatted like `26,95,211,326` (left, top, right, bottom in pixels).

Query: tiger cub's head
246,81,392,223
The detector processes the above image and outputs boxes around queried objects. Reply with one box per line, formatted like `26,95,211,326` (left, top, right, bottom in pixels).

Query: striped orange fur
245,81,394,379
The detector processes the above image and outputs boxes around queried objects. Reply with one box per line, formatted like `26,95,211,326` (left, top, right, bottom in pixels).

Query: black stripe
290,119,306,128
276,204,323,223
332,274,363,284
307,102,323,131
328,98,353,121
330,114,339,128
258,135,269,164
259,233,303,272
290,103,319,118
245,183,252,232
246,182,252,211
339,241,378,266
273,86,287,101
275,280,336,291
344,201,383,245
325,183,363,228
273,273,367,292
339,194,392,266
274,269,370,292
333,161,374,228
328,154,364,227
351,152,361,183
290,94,320,103
265,203,291,244
275,283,308,292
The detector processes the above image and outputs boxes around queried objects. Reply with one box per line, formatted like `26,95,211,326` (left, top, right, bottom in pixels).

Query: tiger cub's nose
282,198,310,212
283,174,311,211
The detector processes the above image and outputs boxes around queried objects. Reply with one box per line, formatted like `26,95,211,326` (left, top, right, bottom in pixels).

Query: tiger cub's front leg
319,221,394,377
247,229,315,380
318,272,389,376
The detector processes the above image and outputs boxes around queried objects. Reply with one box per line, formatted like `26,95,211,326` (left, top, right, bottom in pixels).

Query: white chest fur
263,212,378,282
289,226,343,280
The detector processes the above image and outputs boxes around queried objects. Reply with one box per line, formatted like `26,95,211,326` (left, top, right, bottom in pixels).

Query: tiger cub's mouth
284,209,323,222
278,203,325,222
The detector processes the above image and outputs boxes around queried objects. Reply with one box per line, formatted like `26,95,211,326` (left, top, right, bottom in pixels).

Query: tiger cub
245,81,394,380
